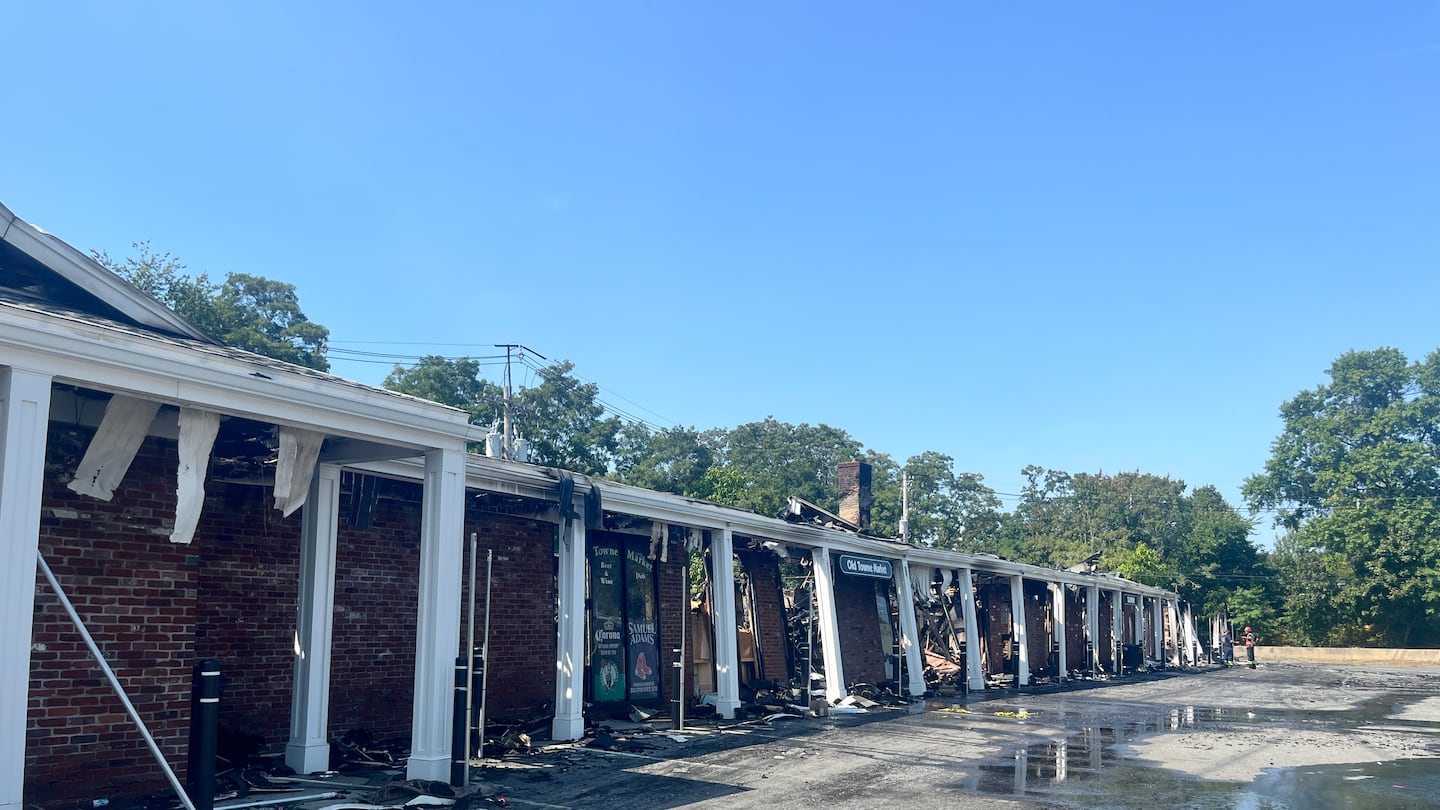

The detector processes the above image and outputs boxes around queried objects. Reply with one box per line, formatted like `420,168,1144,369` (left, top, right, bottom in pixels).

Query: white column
287,463,341,774
1182,603,1198,666
1109,589,1123,673
407,448,466,781
894,561,925,697
958,567,984,691
1151,598,1165,664
1086,583,1101,675
811,545,847,703
1165,601,1181,667
1,368,51,810
1009,576,1029,686
1050,582,1068,681
709,527,742,719
552,515,586,740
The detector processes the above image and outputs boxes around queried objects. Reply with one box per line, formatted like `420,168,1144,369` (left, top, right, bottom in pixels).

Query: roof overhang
3,299,472,453
1,201,214,342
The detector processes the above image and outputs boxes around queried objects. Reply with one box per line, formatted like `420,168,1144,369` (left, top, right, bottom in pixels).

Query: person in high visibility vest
1244,626,1256,669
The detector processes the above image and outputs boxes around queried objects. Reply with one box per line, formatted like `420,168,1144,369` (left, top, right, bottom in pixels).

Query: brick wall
831,566,887,686
460,508,557,723
29,429,196,804
327,474,421,741
1023,580,1051,677
27,428,567,803
976,582,1011,677
195,483,302,743
1098,594,1116,669
737,551,788,683
656,541,686,707
1063,586,1087,672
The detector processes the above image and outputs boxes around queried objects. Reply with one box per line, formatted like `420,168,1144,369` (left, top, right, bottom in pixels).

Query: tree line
100,251,1440,648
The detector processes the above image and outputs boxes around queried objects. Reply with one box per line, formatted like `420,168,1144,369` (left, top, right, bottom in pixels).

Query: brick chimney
837,460,872,531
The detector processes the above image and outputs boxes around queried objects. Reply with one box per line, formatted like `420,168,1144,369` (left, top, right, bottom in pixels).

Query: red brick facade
30,430,197,804
831,564,888,686
27,427,560,804
736,551,789,683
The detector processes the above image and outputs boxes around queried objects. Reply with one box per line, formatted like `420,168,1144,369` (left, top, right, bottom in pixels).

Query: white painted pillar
1163,601,1177,666
1109,589,1123,674
552,514,587,740
1009,576,1029,686
1086,583,1101,675
1,367,51,810
1151,597,1164,663
287,463,341,774
709,526,742,719
958,567,984,691
811,545,847,703
407,448,466,781
1050,582,1068,681
894,561,926,697
1182,603,1199,666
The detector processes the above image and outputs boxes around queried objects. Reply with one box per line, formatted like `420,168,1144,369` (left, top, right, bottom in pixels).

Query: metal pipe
465,533,478,767
216,791,338,810
675,549,687,731
36,552,198,810
478,548,493,761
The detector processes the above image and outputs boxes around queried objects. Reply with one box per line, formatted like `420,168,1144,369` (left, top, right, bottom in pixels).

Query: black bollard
451,657,468,787
959,642,968,695
187,659,222,810
672,646,684,729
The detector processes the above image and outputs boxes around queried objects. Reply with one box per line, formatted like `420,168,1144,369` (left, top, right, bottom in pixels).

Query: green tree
95,242,330,370
705,417,863,516
511,361,622,475
614,425,715,496
893,451,1002,550
1245,347,1440,647
383,355,504,425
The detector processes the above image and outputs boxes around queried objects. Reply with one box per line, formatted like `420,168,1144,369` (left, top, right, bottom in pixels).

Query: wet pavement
475,663,1440,809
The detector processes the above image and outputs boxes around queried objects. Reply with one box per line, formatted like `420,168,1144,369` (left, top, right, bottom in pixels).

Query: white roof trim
1,201,214,342
356,453,1180,599
1,302,472,451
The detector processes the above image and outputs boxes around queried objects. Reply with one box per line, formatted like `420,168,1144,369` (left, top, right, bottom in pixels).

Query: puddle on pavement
965,696,1440,809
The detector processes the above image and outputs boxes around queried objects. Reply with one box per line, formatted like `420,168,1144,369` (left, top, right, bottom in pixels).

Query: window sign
624,538,661,701
590,541,626,702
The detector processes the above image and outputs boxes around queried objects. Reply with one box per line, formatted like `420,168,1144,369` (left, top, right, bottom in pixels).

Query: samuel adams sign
837,554,893,579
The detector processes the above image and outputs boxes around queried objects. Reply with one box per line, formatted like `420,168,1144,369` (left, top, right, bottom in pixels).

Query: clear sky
4,2,1437,541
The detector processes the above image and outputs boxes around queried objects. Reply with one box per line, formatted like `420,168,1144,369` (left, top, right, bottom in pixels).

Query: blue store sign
838,554,893,579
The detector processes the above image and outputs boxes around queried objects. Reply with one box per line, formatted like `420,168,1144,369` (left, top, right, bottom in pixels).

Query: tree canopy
95,242,330,370
1246,347,1440,647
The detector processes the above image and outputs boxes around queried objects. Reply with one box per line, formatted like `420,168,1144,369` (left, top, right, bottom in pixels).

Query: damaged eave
0,303,472,453
0,201,214,342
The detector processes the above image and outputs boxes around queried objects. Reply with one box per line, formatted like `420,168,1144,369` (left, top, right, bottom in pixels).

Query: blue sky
4,2,1437,540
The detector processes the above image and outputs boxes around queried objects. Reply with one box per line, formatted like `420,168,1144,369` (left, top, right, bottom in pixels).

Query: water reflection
971,703,1440,809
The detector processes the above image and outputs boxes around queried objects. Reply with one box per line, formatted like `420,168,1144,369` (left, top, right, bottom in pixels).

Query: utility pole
900,470,910,542
493,344,545,459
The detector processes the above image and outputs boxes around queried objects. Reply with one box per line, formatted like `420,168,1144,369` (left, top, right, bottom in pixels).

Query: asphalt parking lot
470,663,1440,810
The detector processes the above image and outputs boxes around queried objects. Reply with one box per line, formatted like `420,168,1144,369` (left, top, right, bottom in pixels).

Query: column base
285,741,331,775
552,712,584,741
407,753,450,782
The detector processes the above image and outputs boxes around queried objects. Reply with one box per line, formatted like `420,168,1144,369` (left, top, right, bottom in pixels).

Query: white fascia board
1,314,470,451
900,547,1177,597
0,202,212,342
359,452,1175,600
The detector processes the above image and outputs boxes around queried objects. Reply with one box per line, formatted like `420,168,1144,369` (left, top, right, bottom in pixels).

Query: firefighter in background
1244,626,1256,669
